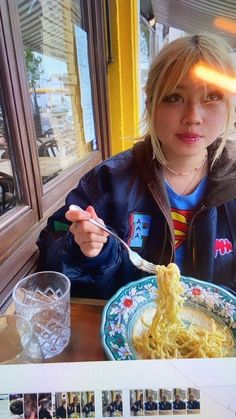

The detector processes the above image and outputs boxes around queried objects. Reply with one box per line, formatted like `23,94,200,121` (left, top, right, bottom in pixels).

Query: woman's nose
182,104,203,126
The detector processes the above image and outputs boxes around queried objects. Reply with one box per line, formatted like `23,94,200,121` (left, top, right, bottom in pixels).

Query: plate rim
100,275,236,361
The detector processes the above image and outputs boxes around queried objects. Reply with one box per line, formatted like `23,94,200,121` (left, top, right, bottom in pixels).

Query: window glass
17,0,98,184
0,96,18,216
139,17,157,118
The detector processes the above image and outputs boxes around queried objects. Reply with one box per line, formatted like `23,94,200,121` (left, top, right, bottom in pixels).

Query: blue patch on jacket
128,212,151,249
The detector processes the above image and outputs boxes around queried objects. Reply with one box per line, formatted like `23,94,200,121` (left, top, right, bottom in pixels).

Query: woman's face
155,74,227,160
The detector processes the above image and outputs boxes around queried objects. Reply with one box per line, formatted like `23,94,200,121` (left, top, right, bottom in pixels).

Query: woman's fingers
66,205,106,228
77,241,105,258
84,205,107,226
65,207,91,223
86,205,98,219
69,216,108,237
70,227,108,244
66,205,109,257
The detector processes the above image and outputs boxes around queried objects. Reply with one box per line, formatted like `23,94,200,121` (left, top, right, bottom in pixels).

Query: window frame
0,0,111,310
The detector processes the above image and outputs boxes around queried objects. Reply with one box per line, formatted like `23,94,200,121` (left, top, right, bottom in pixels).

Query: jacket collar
204,139,236,207
133,137,175,248
133,137,236,208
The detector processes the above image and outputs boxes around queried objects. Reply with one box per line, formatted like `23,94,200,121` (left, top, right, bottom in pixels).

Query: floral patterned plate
101,276,236,360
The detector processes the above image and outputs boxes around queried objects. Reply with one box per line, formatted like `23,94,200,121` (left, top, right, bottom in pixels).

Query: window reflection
139,16,158,118
0,101,17,215
17,0,98,184
0,110,8,158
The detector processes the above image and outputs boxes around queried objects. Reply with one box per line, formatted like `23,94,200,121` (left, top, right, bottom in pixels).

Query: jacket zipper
187,203,206,271
147,179,175,265
168,225,174,263
159,222,173,264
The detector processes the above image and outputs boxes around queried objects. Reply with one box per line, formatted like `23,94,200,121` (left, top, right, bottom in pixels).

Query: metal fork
69,205,157,274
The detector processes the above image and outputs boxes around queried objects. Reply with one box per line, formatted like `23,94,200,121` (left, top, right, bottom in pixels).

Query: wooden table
47,298,107,363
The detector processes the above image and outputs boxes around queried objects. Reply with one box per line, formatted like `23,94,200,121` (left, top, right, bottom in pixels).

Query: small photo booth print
144,389,159,416
173,389,186,415
81,391,95,417
159,389,173,415
102,390,123,417
130,389,145,416
24,394,38,419
67,392,81,418
38,393,52,419
9,394,24,419
53,392,68,418
187,389,200,414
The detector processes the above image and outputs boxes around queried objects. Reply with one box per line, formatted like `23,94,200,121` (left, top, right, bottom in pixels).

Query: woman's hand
66,205,109,257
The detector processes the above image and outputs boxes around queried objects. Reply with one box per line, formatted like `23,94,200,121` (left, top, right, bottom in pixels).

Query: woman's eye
164,93,184,103
204,91,224,102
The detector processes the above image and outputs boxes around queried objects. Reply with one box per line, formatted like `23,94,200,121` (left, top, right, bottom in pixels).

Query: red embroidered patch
215,238,233,258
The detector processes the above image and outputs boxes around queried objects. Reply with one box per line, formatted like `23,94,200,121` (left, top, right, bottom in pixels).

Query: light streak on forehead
175,82,207,90
192,64,236,94
173,77,216,93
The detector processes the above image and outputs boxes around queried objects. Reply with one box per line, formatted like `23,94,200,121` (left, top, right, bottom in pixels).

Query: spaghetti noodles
133,263,234,359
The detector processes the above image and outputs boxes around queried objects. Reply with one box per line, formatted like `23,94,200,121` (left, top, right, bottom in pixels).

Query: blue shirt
166,177,207,272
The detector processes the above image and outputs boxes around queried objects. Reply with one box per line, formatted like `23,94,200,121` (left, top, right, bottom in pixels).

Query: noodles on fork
133,263,234,359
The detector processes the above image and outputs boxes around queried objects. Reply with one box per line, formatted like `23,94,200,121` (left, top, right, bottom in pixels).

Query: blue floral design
101,276,236,360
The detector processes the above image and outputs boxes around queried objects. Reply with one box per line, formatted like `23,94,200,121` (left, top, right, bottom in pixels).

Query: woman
24,395,38,419
37,33,236,299
107,394,123,417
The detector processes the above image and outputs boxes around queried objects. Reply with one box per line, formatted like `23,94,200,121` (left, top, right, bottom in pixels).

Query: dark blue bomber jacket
37,137,236,299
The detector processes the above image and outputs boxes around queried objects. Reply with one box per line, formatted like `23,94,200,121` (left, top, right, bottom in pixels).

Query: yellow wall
107,0,140,155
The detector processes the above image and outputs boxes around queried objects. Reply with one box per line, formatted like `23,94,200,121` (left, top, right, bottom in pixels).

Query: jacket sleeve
37,172,124,299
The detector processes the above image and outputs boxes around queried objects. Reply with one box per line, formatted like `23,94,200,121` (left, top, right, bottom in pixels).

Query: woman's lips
176,133,203,144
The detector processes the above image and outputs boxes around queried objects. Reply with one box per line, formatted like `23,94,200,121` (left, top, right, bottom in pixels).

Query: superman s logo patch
171,208,194,249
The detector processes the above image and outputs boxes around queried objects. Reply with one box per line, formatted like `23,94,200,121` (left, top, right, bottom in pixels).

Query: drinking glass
0,314,40,364
13,271,71,359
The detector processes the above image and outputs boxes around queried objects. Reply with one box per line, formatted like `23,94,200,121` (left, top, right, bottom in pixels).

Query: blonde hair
144,33,235,167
